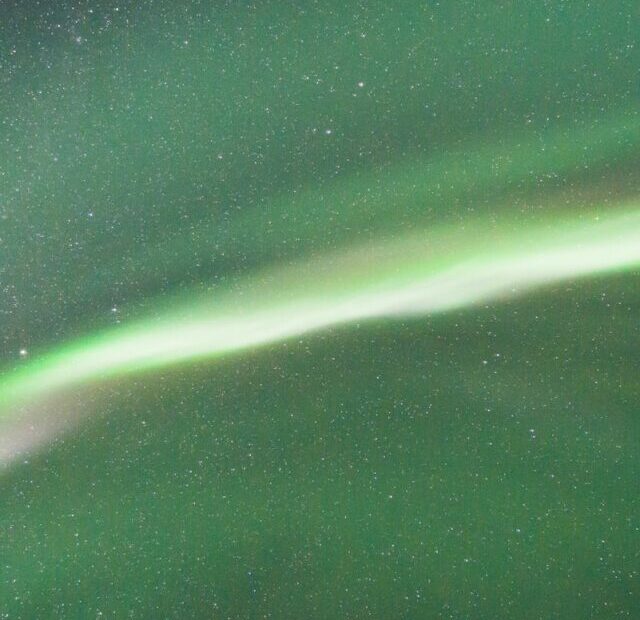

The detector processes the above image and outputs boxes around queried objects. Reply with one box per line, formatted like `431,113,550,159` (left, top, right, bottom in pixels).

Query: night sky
1,1,639,618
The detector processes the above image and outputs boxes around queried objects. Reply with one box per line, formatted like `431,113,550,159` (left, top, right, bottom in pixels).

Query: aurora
1,206,639,457
2,1,640,616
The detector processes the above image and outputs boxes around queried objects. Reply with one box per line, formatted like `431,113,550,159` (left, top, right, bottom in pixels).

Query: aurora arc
1,206,639,425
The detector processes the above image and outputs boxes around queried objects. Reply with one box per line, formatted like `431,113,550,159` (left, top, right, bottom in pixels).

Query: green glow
1,207,639,413
81,106,640,295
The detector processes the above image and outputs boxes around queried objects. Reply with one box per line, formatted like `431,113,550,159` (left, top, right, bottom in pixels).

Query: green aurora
1,205,640,416
1,1,639,618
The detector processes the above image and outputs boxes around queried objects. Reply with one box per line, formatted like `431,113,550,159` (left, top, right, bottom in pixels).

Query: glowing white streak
2,210,639,411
